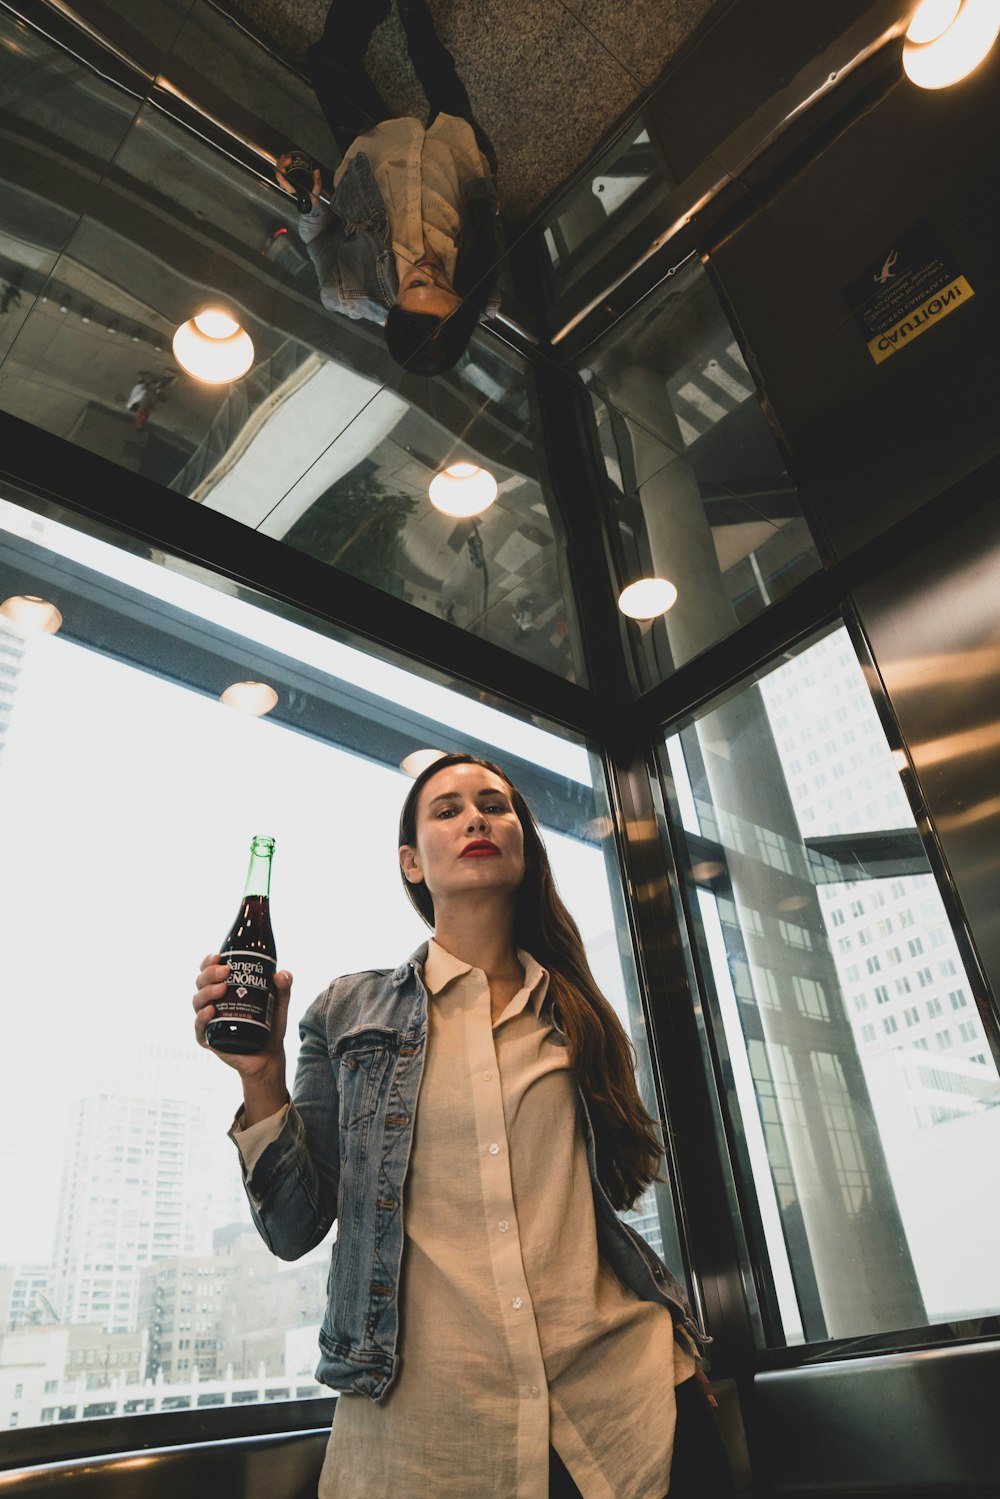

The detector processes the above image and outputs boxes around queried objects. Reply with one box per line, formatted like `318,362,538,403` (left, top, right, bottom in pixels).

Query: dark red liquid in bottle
207,838,276,1055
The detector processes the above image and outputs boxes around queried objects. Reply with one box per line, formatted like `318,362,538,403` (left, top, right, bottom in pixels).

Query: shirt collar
424,937,549,1016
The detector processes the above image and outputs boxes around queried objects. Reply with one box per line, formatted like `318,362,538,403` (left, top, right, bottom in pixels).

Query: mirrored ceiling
0,5,585,682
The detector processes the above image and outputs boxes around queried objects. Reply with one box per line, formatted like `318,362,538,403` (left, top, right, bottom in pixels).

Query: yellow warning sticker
866,276,975,364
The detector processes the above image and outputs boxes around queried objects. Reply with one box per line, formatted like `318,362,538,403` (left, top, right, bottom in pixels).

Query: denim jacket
232,944,708,1401
297,151,501,328
297,153,397,325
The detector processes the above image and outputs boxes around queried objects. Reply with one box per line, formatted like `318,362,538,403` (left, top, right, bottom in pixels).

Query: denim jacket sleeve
295,156,398,326
231,985,341,1260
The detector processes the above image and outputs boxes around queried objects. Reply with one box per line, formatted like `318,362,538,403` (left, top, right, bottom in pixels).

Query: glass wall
580,255,821,690
661,623,1000,1348
541,117,676,307
0,9,584,684
0,485,677,1433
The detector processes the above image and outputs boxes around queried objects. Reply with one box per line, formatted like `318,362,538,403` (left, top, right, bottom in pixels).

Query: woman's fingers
193,956,227,1047
194,959,229,995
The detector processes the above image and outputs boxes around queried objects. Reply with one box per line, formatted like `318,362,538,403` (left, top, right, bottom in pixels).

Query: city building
0,1323,144,1431
0,1263,53,1330
136,1222,327,1384
49,1051,247,1334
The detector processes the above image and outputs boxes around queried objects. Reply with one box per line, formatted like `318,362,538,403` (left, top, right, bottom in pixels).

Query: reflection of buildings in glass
755,631,1000,1321
50,1050,246,1335
759,631,992,1114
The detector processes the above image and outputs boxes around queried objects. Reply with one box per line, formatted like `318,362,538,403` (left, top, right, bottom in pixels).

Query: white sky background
0,624,622,1264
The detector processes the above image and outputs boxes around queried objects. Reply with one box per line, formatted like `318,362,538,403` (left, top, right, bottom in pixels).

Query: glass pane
661,624,1000,1348
542,120,675,300
0,19,584,685
580,256,822,690
0,11,146,368
0,485,677,1432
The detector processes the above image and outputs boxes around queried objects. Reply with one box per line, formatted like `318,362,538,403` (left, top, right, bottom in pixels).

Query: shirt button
482,1070,493,1080
530,1385,540,1399
488,1143,500,1156
512,1297,523,1310
498,1220,510,1233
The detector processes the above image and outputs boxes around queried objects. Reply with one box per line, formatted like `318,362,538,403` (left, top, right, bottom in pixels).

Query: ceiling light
618,577,678,619
691,860,725,883
907,0,961,43
173,308,254,383
777,894,811,912
0,594,63,635
400,748,447,777
220,680,278,715
428,463,498,518
903,0,999,87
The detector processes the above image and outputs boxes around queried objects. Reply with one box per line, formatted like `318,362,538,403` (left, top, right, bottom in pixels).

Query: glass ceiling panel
580,255,822,690
0,10,585,685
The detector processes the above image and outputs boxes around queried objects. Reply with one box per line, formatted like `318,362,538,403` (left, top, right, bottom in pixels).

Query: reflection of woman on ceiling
276,0,500,376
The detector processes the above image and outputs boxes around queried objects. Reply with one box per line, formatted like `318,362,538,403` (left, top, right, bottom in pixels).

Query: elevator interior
0,0,999,1494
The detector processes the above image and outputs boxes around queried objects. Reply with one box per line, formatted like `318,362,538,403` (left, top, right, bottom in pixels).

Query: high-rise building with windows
50,1051,247,1334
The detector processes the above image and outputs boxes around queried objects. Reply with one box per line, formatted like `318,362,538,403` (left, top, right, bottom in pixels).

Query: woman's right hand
193,953,292,1095
275,153,322,209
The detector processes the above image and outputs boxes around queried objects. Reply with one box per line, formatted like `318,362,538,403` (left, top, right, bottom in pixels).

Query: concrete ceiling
221,0,724,220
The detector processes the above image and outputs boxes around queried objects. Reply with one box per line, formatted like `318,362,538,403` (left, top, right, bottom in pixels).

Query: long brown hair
398,753,663,1210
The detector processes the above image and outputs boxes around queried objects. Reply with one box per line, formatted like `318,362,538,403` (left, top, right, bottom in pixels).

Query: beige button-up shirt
236,940,695,1498
333,114,491,292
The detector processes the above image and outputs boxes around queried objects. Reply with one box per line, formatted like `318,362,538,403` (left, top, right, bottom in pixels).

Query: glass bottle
207,836,277,1055
284,149,316,214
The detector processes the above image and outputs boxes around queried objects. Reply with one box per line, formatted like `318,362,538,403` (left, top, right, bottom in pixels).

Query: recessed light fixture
173,308,254,383
220,680,278,716
400,748,448,778
617,577,678,619
428,463,498,518
0,594,63,635
903,0,999,87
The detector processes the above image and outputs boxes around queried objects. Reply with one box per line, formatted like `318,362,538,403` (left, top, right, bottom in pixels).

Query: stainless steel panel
756,1340,1000,1491
0,1430,328,1496
855,495,1000,1028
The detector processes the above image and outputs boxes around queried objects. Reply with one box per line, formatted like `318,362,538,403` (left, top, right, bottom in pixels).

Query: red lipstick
461,840,500,858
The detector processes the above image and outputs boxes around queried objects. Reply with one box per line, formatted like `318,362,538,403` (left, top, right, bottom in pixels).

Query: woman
193,754,733,1497
277,0,501,374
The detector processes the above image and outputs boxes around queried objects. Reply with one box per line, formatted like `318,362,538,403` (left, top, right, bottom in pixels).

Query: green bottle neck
243,837,274,898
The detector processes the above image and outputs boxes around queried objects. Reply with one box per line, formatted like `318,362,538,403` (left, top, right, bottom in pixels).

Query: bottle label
218,949,275,1030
